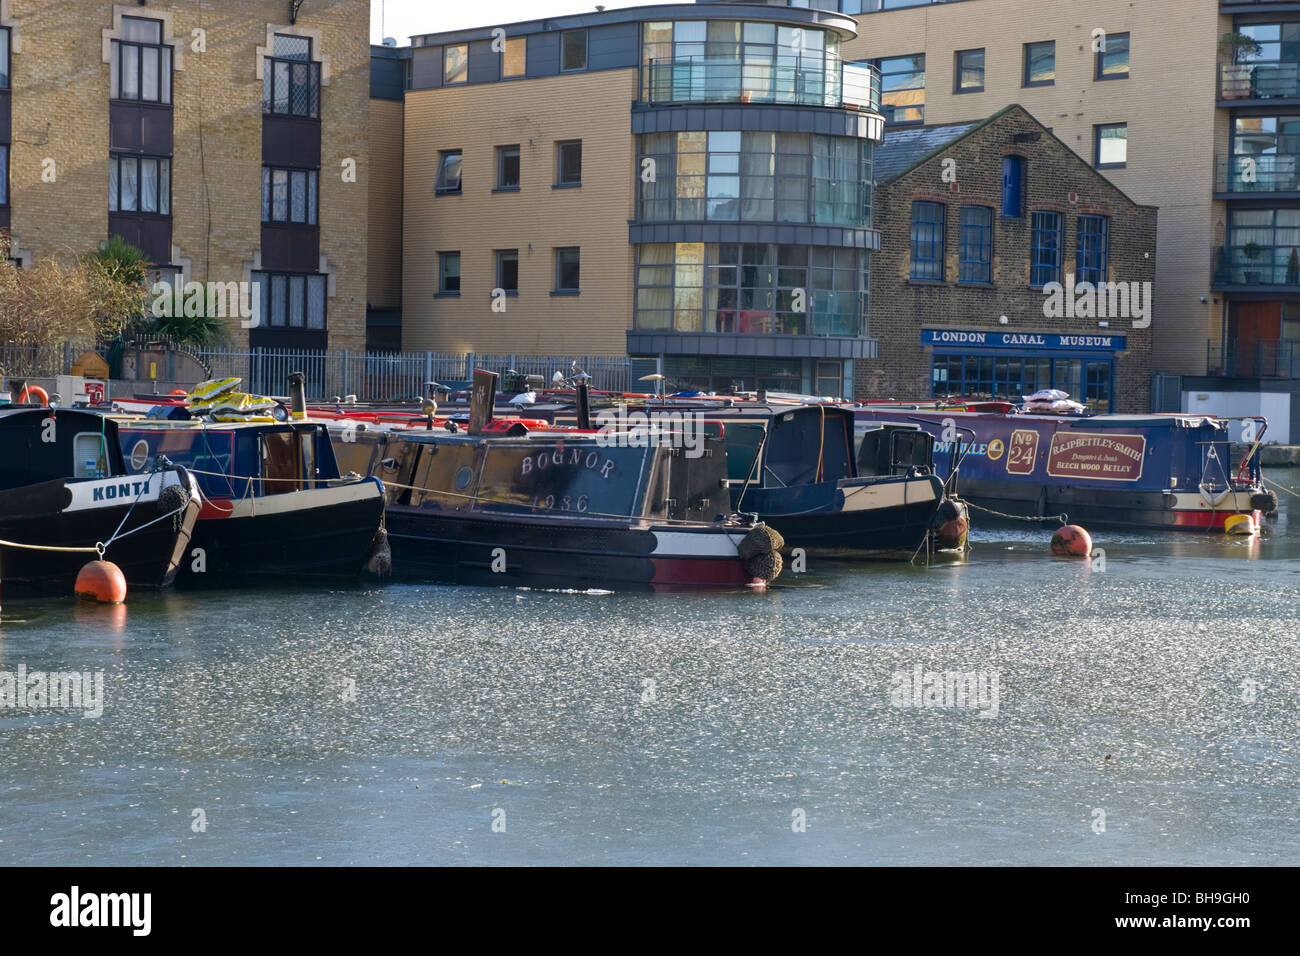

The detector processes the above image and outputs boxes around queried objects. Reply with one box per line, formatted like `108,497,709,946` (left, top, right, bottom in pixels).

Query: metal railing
1216,153,1300,193
643,55,880,111
1220,60,1300,100
1212,245,1300,286
0,342,633,400
1207,338,1300,378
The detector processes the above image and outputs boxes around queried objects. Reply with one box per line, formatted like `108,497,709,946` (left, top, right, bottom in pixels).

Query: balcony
1215,154,1300,196
1219,60,1300,102
1207,338,1300,378
642,55,880,112
1212,245,1300,288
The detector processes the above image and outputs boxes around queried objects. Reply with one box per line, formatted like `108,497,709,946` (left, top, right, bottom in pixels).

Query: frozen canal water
2,474,1298,865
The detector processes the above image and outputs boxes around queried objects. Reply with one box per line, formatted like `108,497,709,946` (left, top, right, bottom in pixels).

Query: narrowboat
553,402,959,557
330,425,784,591
0,408,201,593
112,418,387,581
853,404,1276,531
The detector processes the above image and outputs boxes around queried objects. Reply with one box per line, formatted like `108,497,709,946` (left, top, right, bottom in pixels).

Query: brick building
864,105,1156,413
0,0,372,352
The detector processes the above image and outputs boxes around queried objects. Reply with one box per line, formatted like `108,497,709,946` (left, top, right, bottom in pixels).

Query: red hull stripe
650,556,751,587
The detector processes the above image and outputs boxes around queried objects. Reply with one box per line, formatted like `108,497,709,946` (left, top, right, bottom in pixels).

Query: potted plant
1219,32,1263,99
1243,240,1264,283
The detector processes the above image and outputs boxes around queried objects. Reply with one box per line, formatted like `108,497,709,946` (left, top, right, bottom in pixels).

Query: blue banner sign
921,329,1125,351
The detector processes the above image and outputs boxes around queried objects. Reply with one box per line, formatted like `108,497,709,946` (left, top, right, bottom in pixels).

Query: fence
1,340,633,400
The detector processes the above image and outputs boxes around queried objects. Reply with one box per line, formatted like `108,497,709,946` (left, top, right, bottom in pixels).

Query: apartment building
0,0,371,352
838,0,1300,436
399,1,885,397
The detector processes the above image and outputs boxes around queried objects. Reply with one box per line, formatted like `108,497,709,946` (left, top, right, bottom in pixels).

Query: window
108,154,170,214
556,140,582,186
639,130,871,228
1095,124,1127,168
877,54,925,125
436,150,462,194
931,353,1111,411
955,49,984,93
958,206,992,283
634,243,869,338
1001,156,1025,217
1,27,11,89
561,30,587,72
555,247,580,292
438,252,461,294
263,35,321,118
111,17,172,104
1077,215,1110,284
261,167,319,224
0,144,7,206
1224,208,1300,284
910,202,945,280
251,271,327,329
503,37,526,78
1096,32,1129,80
1030,211,1062,286
444,43,468,85
497,145,520,190
496,250,519,293
1024,41,1054,86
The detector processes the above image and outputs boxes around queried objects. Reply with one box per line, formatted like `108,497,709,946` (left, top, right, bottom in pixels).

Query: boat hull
383,509,756,591
735,474,945,557
0,470,199,593
178,479,386,583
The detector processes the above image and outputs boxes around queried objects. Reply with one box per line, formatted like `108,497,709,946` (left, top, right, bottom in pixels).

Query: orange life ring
17,385,49,406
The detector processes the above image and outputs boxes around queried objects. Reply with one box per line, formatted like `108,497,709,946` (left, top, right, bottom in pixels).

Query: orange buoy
75,560,127,604
1051,524,1093,557
17,384,49,405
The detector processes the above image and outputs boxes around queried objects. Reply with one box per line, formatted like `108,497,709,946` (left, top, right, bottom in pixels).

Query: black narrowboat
332,426,783,591
0,408,201,593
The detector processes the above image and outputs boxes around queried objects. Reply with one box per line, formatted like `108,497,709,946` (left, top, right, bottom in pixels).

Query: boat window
890,429,933,473
74,432,109,479
724,422,766,482
262,431,301,495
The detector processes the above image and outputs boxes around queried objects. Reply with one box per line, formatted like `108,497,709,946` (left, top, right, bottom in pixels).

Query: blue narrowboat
112,418,387,581
853,405,1275,531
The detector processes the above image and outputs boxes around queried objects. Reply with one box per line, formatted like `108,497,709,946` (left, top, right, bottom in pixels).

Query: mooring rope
1264,476,1300,500
965,500,1068,525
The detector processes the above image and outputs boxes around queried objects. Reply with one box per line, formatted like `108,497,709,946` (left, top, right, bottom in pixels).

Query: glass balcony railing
1207,338,1300,379
1216,154,1300,193
642,55,880,111
1212,245,1300,286
1219,60,1300,101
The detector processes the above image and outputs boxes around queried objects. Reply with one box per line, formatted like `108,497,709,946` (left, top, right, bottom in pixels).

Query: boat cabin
114,419,349,499
0,408,128,489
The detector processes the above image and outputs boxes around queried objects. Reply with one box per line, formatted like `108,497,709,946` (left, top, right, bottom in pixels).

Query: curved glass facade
634,242,868,338
641,20,850,107
639,130,871,228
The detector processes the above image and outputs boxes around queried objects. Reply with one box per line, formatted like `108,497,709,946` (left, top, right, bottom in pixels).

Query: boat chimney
575,378,592,430
288,371,307,420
